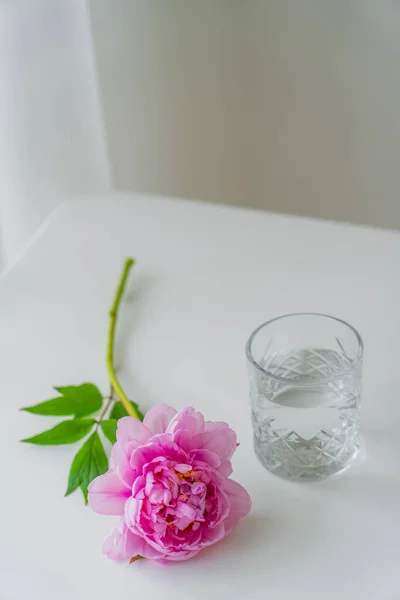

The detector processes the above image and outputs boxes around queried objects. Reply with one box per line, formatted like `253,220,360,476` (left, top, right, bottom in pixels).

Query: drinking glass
246,313,363,481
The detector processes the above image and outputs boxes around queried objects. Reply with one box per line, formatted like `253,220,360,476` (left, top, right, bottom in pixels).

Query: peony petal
132,475,146,496
200,522,226,546
204,422,227,433
191,410,206,433
207,486,231,527
88,471,130,515
140,539,166,560
156,549,200,563
172,428,194,452
124,496,142,529
103,518,143,560
192,481,206,495
111,442,135,487
223,478,252,534
130,442,166,472
190,448,221,469
130,435,187,472
103,518,164,560
191,423,237,460
174,463,193,473
116,417,152,449
219,459,233,478
166,407,205,435
143,404,178,434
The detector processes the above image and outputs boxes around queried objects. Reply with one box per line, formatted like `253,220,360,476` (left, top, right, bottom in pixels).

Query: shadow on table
191,512,272,564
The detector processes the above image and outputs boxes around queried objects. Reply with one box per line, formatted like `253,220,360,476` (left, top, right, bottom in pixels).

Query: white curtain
0,0,110,269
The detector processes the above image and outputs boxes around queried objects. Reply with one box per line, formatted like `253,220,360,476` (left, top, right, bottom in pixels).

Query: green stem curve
106,258,140,419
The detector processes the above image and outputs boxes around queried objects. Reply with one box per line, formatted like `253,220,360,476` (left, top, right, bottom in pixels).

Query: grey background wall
90,0,400,228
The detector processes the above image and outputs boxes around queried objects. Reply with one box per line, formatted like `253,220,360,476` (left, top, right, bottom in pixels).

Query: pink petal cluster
88,404,251,563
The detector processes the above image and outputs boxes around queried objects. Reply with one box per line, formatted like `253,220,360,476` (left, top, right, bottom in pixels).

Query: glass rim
245,312,364,385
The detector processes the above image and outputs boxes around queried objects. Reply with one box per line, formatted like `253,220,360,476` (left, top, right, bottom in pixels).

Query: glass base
254,435,359,482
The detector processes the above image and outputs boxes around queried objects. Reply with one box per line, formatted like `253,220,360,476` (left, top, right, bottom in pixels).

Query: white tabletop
2,194,400,599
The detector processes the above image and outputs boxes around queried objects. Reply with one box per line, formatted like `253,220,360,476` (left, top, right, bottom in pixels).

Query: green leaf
22,383,103,418
21,396,79,417
21,418,96,445
53,384,103,417
109,402,127,420
80,482,89,504
109,400,144,422
65,432,108,504
100,419,118,444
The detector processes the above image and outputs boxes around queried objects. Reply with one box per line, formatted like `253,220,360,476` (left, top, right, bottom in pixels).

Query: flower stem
106,258,140,419
95,387,115,431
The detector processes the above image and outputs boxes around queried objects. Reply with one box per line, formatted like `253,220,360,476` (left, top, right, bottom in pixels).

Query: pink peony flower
88,404,251,563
